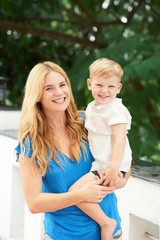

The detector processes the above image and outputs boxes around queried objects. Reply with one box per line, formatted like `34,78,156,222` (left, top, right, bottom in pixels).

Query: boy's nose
101,87,108,93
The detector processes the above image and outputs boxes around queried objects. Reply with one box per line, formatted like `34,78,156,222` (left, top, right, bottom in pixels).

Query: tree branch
0,21,105,49
99,0,145,26
98,0,145,27
58,3,91,28
143,0,160,19
126,0,145,24
98,19,122,25
58,3,98,36
73,0,100,28
5,16,79,25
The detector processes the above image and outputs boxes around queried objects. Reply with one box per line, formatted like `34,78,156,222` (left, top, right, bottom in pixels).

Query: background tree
0,0,160,165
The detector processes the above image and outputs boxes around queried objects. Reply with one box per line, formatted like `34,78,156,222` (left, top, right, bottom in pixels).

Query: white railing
144,232,159,240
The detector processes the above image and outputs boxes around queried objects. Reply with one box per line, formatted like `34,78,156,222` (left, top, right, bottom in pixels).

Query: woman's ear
87,79,92,90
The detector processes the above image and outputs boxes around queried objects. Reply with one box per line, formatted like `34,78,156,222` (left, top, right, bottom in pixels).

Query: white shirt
85,98,132,172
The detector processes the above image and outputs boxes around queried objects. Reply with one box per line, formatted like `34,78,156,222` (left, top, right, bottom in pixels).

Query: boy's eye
96,84,102,87
109,85,115,88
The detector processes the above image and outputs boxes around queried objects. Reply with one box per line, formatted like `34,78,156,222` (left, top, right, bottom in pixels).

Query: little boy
69,58,132,240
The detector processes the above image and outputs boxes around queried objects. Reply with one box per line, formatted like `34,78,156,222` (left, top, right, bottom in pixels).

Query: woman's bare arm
19,154,112,214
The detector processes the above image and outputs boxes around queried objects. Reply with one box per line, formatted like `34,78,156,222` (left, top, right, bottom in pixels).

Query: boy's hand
98,168,105,180
103,167,119,186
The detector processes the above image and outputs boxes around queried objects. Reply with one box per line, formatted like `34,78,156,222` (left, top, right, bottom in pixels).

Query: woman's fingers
94,178,103,185
103,179,110,186
80,179,115,203
92,181,115,200
92,179,115,192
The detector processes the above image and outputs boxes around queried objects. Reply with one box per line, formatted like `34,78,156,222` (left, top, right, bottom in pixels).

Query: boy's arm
103,123,127,186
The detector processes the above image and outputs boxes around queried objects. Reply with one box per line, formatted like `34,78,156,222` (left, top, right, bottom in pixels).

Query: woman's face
40,71,71,114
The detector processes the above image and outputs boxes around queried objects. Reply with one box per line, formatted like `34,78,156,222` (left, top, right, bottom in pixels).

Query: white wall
0,134,43,240
0,110,43,240
116,176,160,240
0,110,21,130
0,134,19,239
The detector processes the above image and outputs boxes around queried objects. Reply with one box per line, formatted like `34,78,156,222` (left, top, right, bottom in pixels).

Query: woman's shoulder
15,135,33,159
78,110,85,120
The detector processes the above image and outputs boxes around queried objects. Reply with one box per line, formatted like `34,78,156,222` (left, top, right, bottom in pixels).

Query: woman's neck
44,111,67,130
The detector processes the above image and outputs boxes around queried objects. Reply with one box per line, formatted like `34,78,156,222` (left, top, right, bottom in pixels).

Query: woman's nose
54,87,62,95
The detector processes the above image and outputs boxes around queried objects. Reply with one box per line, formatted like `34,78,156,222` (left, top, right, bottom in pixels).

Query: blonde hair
18,61,87,176
89,58,123,80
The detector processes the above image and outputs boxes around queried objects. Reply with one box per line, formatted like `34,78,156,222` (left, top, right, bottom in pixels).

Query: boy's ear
87,78,92,90
117,83,122,93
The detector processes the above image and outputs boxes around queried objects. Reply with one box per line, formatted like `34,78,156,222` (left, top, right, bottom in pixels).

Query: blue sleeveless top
15,138,121,240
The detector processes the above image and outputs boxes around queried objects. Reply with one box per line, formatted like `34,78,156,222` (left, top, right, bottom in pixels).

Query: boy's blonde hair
18,61,87,176
89,58,123,80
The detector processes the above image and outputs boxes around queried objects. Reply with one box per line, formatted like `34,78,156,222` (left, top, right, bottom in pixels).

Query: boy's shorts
91,170,126,178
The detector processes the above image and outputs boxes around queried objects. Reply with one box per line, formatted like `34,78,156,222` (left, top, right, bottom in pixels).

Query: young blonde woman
15,61,130,240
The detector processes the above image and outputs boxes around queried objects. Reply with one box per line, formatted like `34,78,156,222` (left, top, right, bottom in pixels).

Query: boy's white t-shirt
85,98,132,172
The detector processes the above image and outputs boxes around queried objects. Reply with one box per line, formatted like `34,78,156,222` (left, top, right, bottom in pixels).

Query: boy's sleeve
108,106,132,130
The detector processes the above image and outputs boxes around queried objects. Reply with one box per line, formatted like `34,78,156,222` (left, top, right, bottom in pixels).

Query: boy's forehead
92,74,120,83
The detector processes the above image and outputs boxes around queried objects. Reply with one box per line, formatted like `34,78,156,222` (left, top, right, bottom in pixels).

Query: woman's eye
60,83,66,87
45,87,52,91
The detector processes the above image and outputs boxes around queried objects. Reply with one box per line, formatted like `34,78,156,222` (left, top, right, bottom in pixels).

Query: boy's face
87,75,122,105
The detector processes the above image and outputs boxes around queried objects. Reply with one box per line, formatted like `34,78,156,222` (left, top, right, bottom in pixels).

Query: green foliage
0,0,160,165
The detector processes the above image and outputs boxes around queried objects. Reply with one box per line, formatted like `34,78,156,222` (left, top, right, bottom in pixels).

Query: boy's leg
68,171,97,191
69,172,117,240
77,201,117,240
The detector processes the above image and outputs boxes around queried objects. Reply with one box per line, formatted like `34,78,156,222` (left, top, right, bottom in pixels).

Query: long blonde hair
18,61,87,176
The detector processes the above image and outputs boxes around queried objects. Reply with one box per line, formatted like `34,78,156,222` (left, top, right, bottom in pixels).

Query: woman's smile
52,97,66,103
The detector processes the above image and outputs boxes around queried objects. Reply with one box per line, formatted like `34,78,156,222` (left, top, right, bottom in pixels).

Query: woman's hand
78,178,115,203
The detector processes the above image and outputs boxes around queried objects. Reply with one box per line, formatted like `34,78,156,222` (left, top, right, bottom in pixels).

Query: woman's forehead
44,71,66,85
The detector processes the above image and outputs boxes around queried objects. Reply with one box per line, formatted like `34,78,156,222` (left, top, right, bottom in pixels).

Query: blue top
15,138,121,240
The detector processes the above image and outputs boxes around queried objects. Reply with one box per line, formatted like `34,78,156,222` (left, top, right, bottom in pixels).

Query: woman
15,61,130,240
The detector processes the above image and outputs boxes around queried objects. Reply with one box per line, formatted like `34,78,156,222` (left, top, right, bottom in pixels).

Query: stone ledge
131,165,160,184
